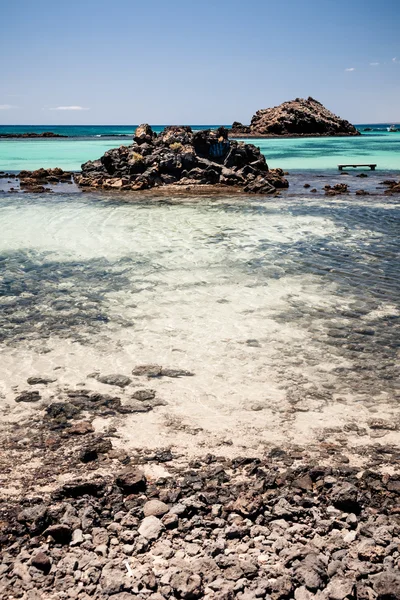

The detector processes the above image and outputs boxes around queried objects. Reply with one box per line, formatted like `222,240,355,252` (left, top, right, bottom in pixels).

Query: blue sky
1,0,399,124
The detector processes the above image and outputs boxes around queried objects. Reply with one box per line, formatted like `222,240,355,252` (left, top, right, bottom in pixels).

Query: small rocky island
75,125,288,194
231,97,360,137
0,131,67,138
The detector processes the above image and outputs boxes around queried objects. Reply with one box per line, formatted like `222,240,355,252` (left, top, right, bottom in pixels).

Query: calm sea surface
0,124,399,171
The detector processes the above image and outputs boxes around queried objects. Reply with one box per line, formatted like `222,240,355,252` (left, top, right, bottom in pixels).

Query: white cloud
345,67,355,72
49,105,89,111
0,104,16,110
370,62,379,66
393,57,398,63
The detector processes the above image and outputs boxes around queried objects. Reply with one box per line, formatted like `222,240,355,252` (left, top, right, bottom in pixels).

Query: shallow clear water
0,186,398,454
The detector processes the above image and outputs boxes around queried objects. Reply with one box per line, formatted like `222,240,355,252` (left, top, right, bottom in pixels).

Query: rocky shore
230,98,360,138
1,366,399,599
1,405,400,600
74,125,288,194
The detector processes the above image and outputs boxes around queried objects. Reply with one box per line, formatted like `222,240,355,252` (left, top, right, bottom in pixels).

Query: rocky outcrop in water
75,125,288,194
382,179,400,194
231,98,360,137
0,132,67,138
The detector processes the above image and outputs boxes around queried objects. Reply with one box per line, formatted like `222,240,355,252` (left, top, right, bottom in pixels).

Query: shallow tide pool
0,187,398,456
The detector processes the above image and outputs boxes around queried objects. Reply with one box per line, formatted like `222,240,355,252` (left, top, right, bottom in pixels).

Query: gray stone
70,529,84,546
138,516,164,540
143,499,169,517
132,389,156,401
325,577,355,600
97,373,132,387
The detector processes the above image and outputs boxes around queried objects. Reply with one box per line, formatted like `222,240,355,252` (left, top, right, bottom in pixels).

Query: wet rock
76,125,288,194
27,377,57,385
138,515,164,540
116,468,147,494
143,500,169,517
132,364,194,378
368,419,398,431
97,373,132,387
324,183,349,195
132,389,156,401
118,400,154,413
45,401,80,420
31,551,51,574
15,390,41,403
160,368,194,378
132,364,163,377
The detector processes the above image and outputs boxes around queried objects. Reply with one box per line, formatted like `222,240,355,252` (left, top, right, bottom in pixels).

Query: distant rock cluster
75,125,288,194
0,132,66,138
231,98,360,137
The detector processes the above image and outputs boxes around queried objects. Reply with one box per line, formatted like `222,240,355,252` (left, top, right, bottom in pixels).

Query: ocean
0,124,400,171
0,124,399,460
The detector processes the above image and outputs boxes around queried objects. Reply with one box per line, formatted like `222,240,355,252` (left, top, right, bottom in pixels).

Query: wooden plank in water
338,164,377,170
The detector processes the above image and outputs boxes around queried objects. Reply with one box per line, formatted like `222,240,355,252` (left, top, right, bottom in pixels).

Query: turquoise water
0,125,400,171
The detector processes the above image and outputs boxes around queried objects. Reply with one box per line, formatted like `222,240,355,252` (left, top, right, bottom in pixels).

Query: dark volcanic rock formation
231,97,360,137
0,132,66,138
75,125,288,194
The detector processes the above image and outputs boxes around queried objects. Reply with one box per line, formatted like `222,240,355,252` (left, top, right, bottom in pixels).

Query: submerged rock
75,125,288,194
97,373,132,387
15,390,41,403
132,364,194,378
231,97,360,137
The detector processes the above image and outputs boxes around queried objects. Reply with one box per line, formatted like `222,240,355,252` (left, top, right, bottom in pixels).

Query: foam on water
0,189,398,456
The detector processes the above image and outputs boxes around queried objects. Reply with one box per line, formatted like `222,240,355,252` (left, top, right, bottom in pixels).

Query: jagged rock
75,125,288,194
15,390,41,403
27,376,57,385
0,132,66,138
371,571,400,599
325,577,355,600
116,468,147,493
79,437,113,462
331,482,360,513
170,571,203,598
132,364,194,378
45,401,80,420
231,97,360,137
132,389,156,401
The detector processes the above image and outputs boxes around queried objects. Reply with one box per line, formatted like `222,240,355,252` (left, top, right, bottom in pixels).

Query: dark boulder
75,124,288,194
